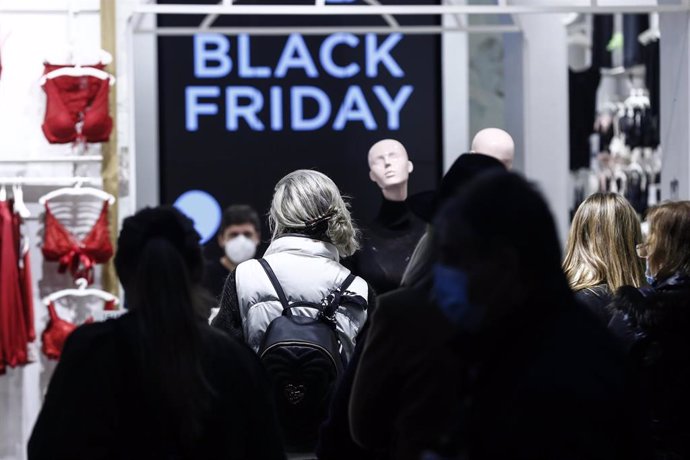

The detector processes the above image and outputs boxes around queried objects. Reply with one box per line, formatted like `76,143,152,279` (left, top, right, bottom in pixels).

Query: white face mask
224,235,257,264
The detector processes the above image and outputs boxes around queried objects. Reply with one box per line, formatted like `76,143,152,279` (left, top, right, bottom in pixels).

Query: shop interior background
0,0,688,459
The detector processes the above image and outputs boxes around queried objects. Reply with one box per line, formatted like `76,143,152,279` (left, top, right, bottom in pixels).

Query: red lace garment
41,63,113,144
41,301,113,360
41,201,113,284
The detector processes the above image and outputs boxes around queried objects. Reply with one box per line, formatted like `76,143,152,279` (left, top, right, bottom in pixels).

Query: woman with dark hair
609,201,690,459
28,206,284,460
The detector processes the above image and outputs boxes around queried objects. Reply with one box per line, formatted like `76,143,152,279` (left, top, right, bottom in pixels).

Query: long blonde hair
563,193,645,292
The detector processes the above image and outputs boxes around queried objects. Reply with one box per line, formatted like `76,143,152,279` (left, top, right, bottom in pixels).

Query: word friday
185,33,414,132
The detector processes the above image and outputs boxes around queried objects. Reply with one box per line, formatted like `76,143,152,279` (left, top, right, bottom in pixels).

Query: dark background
157,0,442,246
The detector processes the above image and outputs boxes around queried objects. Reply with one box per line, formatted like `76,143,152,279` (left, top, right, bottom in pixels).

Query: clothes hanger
12,184,31,218
38,180,116,206
42,278,119,306
39,65,115,86
638,13,660,46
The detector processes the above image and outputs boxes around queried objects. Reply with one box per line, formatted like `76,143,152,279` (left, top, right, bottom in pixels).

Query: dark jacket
451,291,649,460
29,312,285,460
574,284,613,324
347,283,461,460
608,273,690,458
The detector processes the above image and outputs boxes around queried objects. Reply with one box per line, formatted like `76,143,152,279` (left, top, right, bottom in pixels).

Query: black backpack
257,258,366,451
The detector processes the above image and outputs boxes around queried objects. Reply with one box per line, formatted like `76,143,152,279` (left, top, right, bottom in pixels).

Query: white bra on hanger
42,278,119,306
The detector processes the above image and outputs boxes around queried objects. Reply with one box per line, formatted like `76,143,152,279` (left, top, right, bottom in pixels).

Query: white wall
0,2,135,458
660,1,690,200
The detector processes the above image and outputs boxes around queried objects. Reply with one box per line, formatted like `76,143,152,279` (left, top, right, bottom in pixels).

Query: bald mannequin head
471,128,515,170
368,139,414,201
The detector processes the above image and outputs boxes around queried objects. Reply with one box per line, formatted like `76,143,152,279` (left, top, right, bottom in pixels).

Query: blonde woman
563,193,645,323
211,169,373,451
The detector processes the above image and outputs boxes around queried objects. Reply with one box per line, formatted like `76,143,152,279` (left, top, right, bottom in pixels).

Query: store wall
0,1,135,458
0,6,103,460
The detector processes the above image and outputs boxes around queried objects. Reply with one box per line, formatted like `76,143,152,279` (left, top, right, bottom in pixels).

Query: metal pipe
140,24,522,35
0,155,103,163
0,177,103,186
132,3,690,16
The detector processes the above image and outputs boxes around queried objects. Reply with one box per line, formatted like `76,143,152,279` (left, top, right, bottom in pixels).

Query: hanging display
40,279,119,360
0,196,35,374
40,62,115,144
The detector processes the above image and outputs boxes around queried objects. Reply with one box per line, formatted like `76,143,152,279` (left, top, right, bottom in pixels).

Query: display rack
0,177,102,186
0,155,103,164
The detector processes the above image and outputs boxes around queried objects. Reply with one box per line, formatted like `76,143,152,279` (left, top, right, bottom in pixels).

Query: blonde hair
269,169,360,257
563,193,645,292
646,201,690,280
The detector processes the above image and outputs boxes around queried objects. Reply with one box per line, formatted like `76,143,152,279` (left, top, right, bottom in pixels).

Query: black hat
407,153,505,222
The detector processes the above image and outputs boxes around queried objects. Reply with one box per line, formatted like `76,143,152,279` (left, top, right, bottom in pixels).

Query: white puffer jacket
235,235,369,359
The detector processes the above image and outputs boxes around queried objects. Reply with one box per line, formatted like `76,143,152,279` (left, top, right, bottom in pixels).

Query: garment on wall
41,63,113,144
569,67,601,170
0,200,35,375
41,200,113,284
345,200,425,295
642,39,660,123
623,15,648,68
40,298,115,360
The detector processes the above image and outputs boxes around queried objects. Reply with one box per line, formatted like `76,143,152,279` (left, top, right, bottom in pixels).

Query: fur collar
612,273,690,333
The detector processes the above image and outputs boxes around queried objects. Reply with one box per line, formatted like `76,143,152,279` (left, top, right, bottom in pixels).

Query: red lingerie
0,200,33,372
41,302,112,360
41,201,113,284
41,63,113,144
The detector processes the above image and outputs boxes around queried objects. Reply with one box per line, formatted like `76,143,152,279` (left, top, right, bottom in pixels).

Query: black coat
28,312,285,460
347,283,461,460
574,284,613,324
453,291,649,460
609,273,690,458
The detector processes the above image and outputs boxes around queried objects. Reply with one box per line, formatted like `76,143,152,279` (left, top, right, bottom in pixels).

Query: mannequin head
368,139,414,201
470,128,515,170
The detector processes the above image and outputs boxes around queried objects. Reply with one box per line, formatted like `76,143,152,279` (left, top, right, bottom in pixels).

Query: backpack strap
323,272,357,319
258,259,290,309
338,273,356,293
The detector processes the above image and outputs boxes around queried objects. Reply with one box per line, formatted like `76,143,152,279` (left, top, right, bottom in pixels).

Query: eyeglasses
636,243,649,259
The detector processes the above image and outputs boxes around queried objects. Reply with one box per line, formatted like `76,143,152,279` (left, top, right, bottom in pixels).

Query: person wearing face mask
202,205,261,304
608,201,690,459
425,172,648,460
333,154,504,460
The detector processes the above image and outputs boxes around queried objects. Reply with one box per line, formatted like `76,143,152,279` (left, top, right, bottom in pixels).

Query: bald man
471,128,515,170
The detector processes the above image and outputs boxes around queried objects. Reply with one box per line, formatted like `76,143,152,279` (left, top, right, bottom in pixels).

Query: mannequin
347,139,425,294
471,128,515,170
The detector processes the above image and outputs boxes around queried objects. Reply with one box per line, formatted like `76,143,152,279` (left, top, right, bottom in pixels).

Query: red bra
41,301,118,360
41,63,113,144
42,201,113,284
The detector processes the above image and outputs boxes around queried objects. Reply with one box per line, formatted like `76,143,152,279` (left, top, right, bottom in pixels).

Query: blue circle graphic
173,190,221,244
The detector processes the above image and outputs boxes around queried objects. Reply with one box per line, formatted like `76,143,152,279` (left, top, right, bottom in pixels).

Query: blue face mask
645,259,655,285
433,264,484,331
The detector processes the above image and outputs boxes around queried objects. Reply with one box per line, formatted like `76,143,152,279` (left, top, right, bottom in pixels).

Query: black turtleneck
345,199,425,295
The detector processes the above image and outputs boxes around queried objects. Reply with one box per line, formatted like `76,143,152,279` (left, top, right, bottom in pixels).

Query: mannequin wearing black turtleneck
346,199,425,295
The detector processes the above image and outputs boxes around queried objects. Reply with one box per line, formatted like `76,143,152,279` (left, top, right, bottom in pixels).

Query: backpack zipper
261,341,339,371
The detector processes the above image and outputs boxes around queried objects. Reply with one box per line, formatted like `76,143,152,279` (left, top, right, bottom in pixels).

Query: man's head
434,172,567,331
471,128,515,170
217,205,261,265
368,139,414,199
